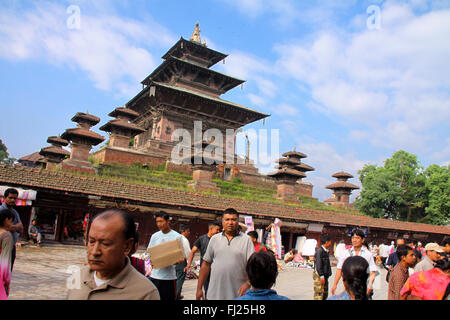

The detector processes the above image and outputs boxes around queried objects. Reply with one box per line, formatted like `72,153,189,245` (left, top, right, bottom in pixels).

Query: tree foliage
0,139,16,165
355,150,449,225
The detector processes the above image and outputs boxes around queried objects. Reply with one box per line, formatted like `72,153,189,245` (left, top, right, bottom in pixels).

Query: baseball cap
424,242,444,253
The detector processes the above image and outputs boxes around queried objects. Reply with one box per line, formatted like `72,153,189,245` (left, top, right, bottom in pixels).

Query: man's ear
124,238,134,256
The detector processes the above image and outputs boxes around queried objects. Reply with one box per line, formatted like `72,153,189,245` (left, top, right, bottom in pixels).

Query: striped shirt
388,262,409,300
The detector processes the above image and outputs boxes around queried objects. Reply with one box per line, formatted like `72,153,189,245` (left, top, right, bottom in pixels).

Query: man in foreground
67,209,160,300
196,208,254,300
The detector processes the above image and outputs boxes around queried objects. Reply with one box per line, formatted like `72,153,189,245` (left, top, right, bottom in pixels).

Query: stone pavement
8,244,389,300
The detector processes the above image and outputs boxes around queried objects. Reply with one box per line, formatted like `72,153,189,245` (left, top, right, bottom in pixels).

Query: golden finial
190,21,201,43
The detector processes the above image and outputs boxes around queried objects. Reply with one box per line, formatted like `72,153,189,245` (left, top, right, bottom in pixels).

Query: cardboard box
146,239,185,269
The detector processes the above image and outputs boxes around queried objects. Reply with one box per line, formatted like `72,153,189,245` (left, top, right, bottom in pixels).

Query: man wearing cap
414,243,444,273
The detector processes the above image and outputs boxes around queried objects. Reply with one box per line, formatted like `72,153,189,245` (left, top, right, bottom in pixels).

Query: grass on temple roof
55,163,363,215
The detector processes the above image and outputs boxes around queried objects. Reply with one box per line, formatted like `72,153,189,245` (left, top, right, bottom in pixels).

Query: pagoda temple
268,148,314,201
122,23,269,163
61,112,105,174
324,171,360,207
39,136,70,169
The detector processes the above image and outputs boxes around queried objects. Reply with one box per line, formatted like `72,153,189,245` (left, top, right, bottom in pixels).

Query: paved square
8,244,389,300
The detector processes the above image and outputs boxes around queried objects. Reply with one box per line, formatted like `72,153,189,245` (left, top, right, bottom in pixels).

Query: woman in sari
401,257,450,300
0,208,14,300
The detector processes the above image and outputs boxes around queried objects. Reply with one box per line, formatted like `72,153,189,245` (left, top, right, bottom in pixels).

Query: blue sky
1,0,449,201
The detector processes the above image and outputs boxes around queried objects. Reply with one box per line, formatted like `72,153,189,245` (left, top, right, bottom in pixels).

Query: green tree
384,151,427,222
422,164,450,225
0,139,16,165
355,151,427,222
355,164,404,219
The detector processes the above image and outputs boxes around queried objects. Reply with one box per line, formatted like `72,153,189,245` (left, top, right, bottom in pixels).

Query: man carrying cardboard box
147,211,184,300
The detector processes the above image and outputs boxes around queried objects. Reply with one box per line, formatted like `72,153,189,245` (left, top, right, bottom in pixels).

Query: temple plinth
61,112,105,174
39,136,70,169
324,171,359,207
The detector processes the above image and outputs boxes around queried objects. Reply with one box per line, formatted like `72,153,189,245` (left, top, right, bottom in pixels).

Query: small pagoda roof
282,150,307,159
47,136,69,147
71,112,100,126
325,181,360,190
99,119,145,135
108,107,140,120
268,168,307,178
276,157,301,165
61,128,105,146
295,163,315,172
162,37,228,68
39,146,70,157
332,171,354,179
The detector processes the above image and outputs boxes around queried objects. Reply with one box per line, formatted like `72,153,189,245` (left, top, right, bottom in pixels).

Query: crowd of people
0,187,449,301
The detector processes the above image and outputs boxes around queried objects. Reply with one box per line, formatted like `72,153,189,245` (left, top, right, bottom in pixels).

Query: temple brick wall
92,147,166,168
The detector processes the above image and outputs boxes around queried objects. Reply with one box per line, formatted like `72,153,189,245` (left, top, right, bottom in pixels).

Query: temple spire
190,22,202,43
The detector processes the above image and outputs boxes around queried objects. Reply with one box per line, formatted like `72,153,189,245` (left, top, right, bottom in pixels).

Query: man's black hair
0,208,14,227
155,211,170,221
246,251,278,289
4,188,18,198
442,238,450,247
351,228,366,239
396,245,413,260
180,224,190,233
208,220,221,227
321,234,331,243
247,231,258,240
223,208,238,216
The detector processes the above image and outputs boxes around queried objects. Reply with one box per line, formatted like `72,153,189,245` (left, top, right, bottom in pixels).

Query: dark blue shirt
235,289,289,300
386,251,399,268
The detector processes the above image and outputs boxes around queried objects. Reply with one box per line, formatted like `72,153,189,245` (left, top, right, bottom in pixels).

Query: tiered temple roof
326,171,359,190
99,107,145,137
268,148,314,183
39,136,70,163
61,112,104,145
126,23,269,130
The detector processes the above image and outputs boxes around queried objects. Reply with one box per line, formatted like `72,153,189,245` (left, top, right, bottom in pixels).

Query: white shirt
380,244,390,258
337,246,378,273
181,235,191,259
94,272,110,287
334,243,346,260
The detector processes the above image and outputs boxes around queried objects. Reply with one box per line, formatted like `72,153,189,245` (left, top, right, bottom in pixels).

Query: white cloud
0,2,175,95
274,3,450,151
